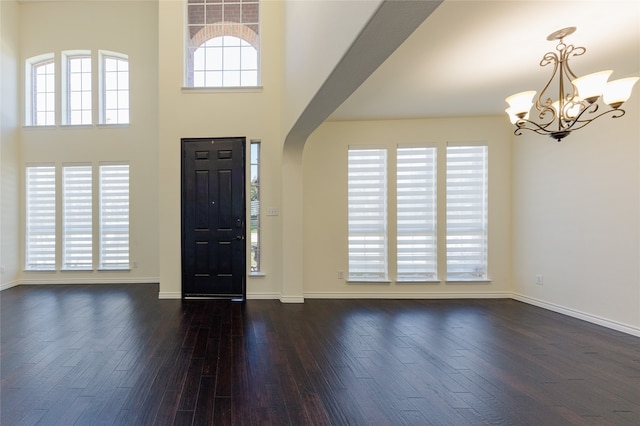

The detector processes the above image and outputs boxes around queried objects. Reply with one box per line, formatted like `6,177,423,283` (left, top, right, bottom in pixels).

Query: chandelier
505,27,638,141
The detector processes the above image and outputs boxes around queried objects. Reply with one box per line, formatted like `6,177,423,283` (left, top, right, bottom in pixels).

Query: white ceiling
329,0,640,121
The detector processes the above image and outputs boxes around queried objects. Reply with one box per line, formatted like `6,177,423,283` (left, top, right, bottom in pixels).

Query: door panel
182,137,246,299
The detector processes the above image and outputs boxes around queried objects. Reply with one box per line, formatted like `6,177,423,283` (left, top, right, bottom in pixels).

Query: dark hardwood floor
1,284,639,425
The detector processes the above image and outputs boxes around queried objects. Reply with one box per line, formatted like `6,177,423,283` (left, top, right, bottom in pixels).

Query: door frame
180,136,247,300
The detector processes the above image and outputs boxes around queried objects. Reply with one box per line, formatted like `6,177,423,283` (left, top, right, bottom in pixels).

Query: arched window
193,36,258,87
26,54,55,126
185,0,260,88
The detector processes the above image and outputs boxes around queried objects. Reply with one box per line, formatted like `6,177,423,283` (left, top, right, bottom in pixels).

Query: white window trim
62,50,92,125
62,163,93,270
445,142,489,281
347,146,389,282
25,53,56,127
396,145,438,282
99,162,130,270
99,50,130,125
25,164,57,271
183,0,261,88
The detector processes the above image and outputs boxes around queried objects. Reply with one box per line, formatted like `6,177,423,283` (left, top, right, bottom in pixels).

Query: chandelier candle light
505,27,638,141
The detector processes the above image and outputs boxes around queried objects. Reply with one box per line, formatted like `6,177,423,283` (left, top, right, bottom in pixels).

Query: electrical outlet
0,266,5,275
266,208,279,216
132,261,138,269
338,271,344,279
535,274,544,285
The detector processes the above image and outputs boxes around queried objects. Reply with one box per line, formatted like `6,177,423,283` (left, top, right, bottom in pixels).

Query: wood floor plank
2,285,640,425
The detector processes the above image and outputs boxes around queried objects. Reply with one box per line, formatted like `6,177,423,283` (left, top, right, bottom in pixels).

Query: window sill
446,279,492,284
23,125,57,130
347,280,392,284
182,86,263,94
249,272,266,278
59,124,93,129
23,124,131,130
396,280,441,284
97,123,130,128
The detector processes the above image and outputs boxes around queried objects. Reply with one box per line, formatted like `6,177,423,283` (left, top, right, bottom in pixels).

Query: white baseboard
0,280,20,291
247,292,280,300
512,293,640,337
280,295,305,303
158,292,181,299
304,291,511,299
19,277,160,286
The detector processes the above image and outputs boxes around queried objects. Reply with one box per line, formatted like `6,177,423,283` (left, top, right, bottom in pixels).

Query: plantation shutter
62,165,93,270
26,165,56,270
397,147,437,281
348,148,388,280
446,144,488,280
99,163,129,269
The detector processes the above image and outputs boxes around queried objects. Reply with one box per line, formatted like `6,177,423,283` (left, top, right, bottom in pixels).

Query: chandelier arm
562,45,586,81
535,52,560,113
563,108,627,132
514,119,557,135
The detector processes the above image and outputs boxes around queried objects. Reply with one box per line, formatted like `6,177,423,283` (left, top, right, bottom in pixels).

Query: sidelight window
250,141,261,273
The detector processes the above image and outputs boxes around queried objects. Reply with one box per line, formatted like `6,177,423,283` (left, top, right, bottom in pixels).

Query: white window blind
446,145,488,280
397,147,437,281
348,148,387,281
99,163,129,270
62,165,93,270
26,166,56,270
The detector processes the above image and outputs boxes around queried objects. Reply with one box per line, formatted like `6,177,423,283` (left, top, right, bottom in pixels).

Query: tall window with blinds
25,166,56,270
99,163,130,270
397,147,437,281
62,165,93,270
348,148,388,281
446,145,488,280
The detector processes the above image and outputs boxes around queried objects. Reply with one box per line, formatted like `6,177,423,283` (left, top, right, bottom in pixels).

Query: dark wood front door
181,137,246,300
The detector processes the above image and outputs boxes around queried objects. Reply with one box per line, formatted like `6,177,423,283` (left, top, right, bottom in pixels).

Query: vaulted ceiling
329,0,640,121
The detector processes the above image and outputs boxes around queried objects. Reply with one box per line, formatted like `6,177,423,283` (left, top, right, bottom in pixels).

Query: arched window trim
190,35,258,88
99,50,130,125
25,53,56,126
184,0,261,89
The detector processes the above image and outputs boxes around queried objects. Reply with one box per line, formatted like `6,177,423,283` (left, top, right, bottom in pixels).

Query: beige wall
16,1,160,284
281,0,381,132
1,0,20,289
512,90,640,334
303,116,513,297
157,0,285,298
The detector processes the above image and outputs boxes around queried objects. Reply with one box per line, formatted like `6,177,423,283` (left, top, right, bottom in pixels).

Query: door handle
236,235,245,240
